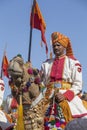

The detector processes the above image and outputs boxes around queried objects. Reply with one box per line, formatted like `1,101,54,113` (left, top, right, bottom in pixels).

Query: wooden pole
28,0,35,62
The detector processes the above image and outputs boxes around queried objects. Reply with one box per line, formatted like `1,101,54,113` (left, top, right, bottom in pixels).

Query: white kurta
41,56,87,118
4,94,13,113
0,78,6,123
0,78,5,106
0,79,14,130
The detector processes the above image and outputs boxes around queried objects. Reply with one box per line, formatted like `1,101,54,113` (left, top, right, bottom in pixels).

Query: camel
7,54,49,130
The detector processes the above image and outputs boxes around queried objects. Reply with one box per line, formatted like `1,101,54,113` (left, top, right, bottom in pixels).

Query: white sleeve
0,79,5,106
70,60,82,95
4,95,12,113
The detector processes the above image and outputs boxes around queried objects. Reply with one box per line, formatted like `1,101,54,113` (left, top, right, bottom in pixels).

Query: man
4,88,18,114
0,78,14,130
4,86,18,129
41,32,87,130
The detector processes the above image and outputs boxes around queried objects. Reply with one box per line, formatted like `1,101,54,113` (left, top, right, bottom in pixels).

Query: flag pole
28,23,32,62
28,0,35,62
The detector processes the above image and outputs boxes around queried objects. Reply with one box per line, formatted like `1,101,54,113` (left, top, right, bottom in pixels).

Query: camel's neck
30,93,44,108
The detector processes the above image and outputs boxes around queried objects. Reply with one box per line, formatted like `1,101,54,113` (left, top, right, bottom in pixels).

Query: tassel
59,100,73,122
16,95,24,130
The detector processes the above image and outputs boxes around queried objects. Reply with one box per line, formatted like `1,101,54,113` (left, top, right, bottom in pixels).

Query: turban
51,32,74,57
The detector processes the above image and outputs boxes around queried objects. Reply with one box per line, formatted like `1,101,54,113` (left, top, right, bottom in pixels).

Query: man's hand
55,92,65,103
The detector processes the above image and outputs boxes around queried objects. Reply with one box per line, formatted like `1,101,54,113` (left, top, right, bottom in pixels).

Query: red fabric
50,57,65,81
2,55,9,78
31,13,41,30
11,98,18,109
72,113,87,118
75,63,82,67
30,0,48,54
63,90,74,101
44,126,49,130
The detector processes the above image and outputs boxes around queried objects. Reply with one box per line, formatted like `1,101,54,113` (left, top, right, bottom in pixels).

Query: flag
30,0,48,54
1,53,9,78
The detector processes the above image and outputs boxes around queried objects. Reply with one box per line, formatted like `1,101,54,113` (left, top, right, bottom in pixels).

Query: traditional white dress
41,55,87,119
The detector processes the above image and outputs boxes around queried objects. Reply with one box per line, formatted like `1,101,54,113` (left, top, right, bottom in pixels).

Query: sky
0,0,87,99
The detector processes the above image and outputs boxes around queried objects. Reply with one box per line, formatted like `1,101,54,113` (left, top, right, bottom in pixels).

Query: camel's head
8,54,24,78
8,54,43,104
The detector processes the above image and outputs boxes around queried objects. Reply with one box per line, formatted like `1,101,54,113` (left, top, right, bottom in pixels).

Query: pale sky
0,0,87,99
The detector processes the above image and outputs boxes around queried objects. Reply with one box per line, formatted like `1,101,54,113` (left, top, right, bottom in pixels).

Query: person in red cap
41,32,87,130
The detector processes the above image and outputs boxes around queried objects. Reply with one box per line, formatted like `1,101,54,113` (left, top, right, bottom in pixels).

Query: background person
0,78,14,130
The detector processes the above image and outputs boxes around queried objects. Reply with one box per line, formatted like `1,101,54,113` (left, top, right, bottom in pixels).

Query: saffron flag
2,54,9,78
30,0,48,54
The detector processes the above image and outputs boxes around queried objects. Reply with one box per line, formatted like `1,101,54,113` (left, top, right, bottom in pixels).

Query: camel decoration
7,54,49,130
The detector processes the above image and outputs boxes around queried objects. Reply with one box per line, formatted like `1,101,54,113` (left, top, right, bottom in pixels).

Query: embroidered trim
75,63,82,67
0,83,4,87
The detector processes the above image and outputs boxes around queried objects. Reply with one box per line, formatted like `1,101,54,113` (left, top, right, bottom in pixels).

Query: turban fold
51,32,74,57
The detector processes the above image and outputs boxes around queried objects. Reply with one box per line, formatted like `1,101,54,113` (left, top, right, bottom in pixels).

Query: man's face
52,42,65,57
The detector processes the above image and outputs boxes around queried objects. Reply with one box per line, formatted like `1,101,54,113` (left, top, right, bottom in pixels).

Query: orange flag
30,0,48,54
2,54,9,78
